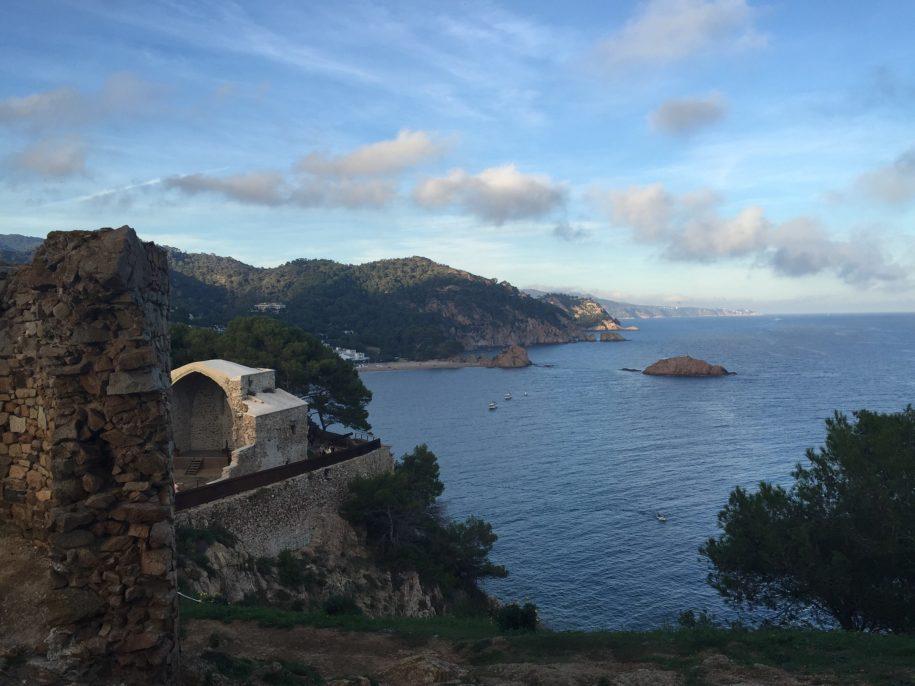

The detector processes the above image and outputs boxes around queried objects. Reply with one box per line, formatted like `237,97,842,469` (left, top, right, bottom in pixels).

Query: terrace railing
175,438,381,511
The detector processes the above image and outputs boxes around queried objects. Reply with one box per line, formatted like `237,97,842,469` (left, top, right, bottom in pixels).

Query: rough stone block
107,369,167,396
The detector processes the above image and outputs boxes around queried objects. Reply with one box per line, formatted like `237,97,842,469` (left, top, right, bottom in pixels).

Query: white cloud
8,137,88,178
164,172,286,206
603,183,675,240
297,129,445,176
0,73,160,131
163,131,444,209
552,220,590,242
290,177,396,209
597,0,766,71
771,220,907,284
414,164,566,224
650,92,727,135
855,147,915,205
598,183,906,286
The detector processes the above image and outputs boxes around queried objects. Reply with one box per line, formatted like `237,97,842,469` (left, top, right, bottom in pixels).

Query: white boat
656,512,667,523
488,401,498,410
504,392,512,400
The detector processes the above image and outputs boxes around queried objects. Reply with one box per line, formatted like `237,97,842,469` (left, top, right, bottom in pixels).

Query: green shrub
341,445,506,598
494,603,538,632
256,556,276,576
276,550,306,588
322,595,362,616
702,407,915,631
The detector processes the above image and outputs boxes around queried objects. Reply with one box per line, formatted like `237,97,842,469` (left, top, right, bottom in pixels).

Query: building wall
177,446,393,557
171,372,233,453
0,227,178,684
250,403,310,471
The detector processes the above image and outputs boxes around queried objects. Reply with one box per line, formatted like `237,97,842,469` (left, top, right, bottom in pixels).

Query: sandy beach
357,359,480,373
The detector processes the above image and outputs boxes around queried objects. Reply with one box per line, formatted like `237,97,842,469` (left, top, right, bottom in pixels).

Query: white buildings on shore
333,346,368,363
253,302,286,313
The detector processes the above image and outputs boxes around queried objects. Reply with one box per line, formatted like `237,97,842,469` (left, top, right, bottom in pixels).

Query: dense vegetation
341,445,507,601
701,407,915,632
168,250,575,360
171,317,372,431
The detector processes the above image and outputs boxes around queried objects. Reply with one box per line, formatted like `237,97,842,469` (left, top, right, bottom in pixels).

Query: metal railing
175,438,381,511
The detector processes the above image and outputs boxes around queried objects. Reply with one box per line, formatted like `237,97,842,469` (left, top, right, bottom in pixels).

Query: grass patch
181,597,499,642
182,599,915,685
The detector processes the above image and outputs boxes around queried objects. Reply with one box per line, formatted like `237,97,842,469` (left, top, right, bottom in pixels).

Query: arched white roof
171,359,270,388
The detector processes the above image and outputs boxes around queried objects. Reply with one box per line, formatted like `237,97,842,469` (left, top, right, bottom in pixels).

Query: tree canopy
341,445,507,597
171,317,372,431
701,407,915,632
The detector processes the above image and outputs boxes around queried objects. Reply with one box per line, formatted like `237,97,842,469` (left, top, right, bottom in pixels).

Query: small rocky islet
641,355,733,377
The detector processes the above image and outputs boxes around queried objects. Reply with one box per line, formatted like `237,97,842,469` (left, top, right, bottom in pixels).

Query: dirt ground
181,618,841,686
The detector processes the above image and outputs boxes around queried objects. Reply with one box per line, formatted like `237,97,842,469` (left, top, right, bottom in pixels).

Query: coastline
358,359,481,373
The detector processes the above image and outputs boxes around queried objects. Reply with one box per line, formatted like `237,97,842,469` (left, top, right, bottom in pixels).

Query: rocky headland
642,355,733,377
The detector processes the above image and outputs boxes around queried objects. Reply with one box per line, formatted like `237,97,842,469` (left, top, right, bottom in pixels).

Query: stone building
170,360,309,486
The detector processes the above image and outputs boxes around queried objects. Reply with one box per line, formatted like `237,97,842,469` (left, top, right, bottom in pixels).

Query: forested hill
168,250,598,360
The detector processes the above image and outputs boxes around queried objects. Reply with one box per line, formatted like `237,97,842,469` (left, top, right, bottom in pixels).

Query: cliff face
539,292,623,331
179,512,443,618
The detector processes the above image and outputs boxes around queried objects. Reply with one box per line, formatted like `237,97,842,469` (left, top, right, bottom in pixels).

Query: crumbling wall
0,227,178,684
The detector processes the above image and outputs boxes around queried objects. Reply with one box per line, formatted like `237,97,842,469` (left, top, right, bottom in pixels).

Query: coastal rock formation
178,512,444,618
481,345,532,368
539,292,624,331
642,355,732,377
599,332,626,342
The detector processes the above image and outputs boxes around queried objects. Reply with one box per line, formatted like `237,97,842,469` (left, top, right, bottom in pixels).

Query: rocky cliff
539,292,624,330
178,511,443,618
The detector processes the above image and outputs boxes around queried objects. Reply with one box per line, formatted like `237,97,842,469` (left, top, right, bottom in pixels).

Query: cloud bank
8,137,88,179
298,129,445,177
599,183,905,285
165,131,442,209
650,93,727,135
855,146,915,205
0,73,160,180
413,164,566,224
597,0,766,71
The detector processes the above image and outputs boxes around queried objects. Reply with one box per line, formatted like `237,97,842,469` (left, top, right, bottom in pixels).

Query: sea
360,314,915,631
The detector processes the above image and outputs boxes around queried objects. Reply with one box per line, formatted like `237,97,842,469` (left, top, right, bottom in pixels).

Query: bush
322,595,362,616
701,407,915,631
341,445,506,598
276,550,306,588
677,610,717,629
494,602,538,632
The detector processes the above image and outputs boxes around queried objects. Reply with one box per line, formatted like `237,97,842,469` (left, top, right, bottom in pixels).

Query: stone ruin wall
177,446,393,558
0,227,178,684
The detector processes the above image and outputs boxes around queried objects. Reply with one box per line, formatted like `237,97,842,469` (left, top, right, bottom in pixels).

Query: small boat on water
656,512,667,523
488,401,498,410
504,392,512,400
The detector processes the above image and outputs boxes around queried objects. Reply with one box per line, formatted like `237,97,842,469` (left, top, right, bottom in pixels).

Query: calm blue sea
361,314,915,631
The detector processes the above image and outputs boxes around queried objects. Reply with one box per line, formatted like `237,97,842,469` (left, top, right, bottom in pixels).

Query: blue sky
2,0,914,312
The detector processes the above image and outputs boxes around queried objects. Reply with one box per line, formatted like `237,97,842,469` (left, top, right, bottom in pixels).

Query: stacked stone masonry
176,446,393,558
0,227,178,684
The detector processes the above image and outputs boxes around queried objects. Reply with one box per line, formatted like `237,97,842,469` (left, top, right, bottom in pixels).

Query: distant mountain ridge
524,288,756,320
166,250,619,359
0,234,44,265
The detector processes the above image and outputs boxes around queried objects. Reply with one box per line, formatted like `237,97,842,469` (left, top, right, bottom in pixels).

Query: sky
1,0,914,313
